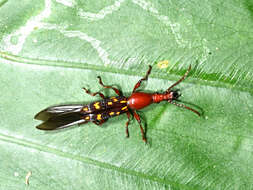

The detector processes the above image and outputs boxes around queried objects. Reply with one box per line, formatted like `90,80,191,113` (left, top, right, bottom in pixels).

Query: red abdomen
127,92,153,110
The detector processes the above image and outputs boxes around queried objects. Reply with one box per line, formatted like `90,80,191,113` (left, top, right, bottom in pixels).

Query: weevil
35,65,200,143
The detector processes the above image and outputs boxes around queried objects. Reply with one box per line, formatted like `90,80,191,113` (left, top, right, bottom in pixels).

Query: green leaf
0,0,253,189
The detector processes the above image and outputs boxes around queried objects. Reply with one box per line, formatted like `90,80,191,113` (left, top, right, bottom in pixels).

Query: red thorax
127,92,174,110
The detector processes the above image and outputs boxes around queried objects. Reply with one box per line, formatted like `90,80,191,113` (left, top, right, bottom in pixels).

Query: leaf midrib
0,52,251,94
0,133,200,190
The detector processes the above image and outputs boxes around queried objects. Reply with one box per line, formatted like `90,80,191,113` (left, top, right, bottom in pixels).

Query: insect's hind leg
132,65,152,93
97,76,122,96
125,112,131,138
83,87,105,99
93,119,108,126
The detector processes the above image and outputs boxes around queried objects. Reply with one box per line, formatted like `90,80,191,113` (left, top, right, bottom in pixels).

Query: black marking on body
81,96,127,114
82,96,128,122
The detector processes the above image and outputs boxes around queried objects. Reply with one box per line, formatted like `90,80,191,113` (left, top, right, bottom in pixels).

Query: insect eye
172,91,180,99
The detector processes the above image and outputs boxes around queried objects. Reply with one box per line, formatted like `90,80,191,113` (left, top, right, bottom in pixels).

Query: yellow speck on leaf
157,60,169,69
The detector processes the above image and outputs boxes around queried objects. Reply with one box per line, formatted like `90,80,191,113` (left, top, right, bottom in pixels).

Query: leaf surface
0,0,253,189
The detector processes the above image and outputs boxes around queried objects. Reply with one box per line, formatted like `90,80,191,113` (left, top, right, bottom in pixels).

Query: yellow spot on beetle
157,60,169,69
108,102,113,105
97,114,102,120
116,112,120,115
120,100,127,103
94,102,100,109
113,98,118,102
83,107,88,111
109,112,114,116
121,106,128,110
85,116,90,120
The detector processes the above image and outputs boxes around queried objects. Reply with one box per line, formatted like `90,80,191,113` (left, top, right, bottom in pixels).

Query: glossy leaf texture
0,0,253,189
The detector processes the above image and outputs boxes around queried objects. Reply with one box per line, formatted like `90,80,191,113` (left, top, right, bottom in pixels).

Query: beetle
35,65,200,143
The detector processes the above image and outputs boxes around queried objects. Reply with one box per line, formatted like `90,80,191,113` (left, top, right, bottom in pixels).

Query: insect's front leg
132,65,152,93
83,87,105,99
132,110,147,143
166,65,191,92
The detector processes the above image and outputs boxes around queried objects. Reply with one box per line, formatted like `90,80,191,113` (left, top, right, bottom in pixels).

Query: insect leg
132,65,152,93
97,76,122,96
133,110,147,143
83,87,105,99
125,112,131,138
167,65,191,92
93,119,108,126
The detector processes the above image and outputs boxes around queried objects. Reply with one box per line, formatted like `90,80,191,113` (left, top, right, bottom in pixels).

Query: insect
35,65,200,143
